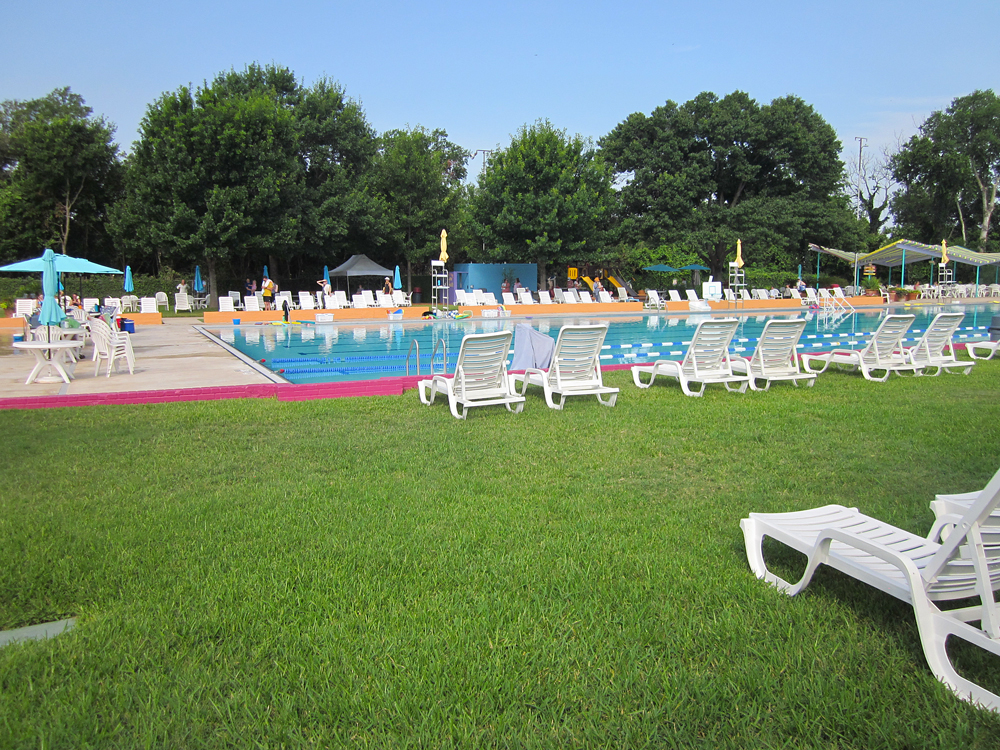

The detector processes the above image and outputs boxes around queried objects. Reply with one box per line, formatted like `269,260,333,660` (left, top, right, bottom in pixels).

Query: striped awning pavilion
863,240,1000,267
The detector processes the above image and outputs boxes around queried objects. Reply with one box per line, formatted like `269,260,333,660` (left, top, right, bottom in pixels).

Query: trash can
990,315,1000,342
413,287,422,304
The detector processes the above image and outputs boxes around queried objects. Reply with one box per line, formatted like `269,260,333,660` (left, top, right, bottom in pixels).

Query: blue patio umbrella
643,264,681,273
123,265,134,293
323,265,330,286
39,248,66,328
679,264,710,271
393,265,402,290
193,265,204,293
263,265,269,279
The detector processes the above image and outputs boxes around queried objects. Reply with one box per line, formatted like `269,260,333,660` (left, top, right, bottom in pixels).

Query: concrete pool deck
0,298,992,409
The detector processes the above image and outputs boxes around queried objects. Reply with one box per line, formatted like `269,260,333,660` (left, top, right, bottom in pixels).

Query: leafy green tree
891,90,1000,249
369,126,469,288
0,88,121,262
111,65,382,291
599,91,862,277
469,120,614,286
110,67,300,300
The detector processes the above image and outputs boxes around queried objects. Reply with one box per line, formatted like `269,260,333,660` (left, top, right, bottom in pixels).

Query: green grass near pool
2,359,1000,748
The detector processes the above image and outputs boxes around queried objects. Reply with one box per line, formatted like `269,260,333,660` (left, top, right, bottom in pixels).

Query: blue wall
453,263,537,297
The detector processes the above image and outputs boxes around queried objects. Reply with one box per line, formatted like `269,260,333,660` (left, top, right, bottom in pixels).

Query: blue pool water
204,305,997,384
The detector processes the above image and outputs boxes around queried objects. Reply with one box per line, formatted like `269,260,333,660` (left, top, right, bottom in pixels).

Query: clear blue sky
4,0,997,176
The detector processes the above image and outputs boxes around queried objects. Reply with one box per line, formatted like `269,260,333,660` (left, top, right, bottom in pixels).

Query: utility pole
854,136,868,221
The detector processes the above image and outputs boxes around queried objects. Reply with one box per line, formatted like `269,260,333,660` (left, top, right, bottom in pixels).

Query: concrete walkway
0,318,273,401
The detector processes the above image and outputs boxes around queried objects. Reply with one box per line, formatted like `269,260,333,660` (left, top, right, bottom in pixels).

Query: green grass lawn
2,360,1000,748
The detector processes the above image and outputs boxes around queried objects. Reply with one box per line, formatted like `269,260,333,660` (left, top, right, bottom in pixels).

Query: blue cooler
120,319,135,334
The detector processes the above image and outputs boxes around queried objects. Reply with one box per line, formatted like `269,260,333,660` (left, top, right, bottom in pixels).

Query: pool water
205,305,996,384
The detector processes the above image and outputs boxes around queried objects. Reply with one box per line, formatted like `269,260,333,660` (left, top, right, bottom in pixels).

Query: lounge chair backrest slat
683,319,739,378
548,325,608,390
865,314,914,366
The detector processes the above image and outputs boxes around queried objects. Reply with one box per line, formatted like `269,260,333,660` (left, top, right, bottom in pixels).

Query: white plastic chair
155,292,169,311
174,293,192,312
802,314,919,382
243,296,261,312
299,292,316,310
139,297,158,314
903,312,973,376
631,318,749,397
219,296,236,312
418,331,525,419
741,464,1000,712
645,290,665,309
730,319,815,391
511,325,619,409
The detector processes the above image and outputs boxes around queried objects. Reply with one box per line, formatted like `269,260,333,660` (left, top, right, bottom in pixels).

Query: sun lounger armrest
513,367,546,396
927,513,967,544
812,527,926,590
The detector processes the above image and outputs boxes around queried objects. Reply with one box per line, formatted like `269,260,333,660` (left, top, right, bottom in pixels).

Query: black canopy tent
328,254,395,291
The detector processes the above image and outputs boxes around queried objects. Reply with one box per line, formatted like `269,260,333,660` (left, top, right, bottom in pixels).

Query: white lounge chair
645,290,665,309
502,292,518,306
83,297,100,313
802,314,919,382
631,318,749,396
361,290,377,308
333,291,349,309
579,291,595,303
299,292,316,310
740,464,1000,712
174,293,192,312
730,319,815,391
482,292,498,306
228,291,243,310
685,289,700,304
511,325,619,409
243,296,261,312
723,289,736,303
418,331,525,419
969,339,1000,361
155,292,169,311
455,289,470,306
597,290,615,304
139,297,158,314
668,290,683,303
538,290,553,304
517,289,535,305
219,296,236,312
14,299,34,318
903,312,973,376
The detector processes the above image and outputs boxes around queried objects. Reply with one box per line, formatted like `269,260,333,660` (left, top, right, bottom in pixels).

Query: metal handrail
404,339,421,376
430,337,448,375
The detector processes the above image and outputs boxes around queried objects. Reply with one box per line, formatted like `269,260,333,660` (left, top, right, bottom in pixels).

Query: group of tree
1,65,997,291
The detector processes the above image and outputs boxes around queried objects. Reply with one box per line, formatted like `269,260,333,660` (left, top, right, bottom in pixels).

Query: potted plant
861,277,879,296
891,287,908,302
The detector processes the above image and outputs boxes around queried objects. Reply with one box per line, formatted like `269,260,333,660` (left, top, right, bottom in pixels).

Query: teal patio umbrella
263,265,269,279
323,265,330,286
393,265,402,290
193,265,204,293
39,248,66,333
123,265,134,293
642,264,681,273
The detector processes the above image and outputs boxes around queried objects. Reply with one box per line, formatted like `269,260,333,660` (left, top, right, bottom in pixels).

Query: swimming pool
203,305,997,384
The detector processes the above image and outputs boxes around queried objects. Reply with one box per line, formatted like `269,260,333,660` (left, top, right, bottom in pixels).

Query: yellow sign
567,267,578,280
863,265,876,276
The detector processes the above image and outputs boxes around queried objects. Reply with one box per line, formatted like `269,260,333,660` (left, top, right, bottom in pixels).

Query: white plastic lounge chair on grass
969,340,1000,361
174,293,192,312
646,290,666,309
511,325,619,409
802,314,919,382
155,292,169,311
902,312,973,376
219,296,236,312
631,318,749,397
418,331,525,419
730,319,815,391
243,296,261,312
740,464,1000,712
140,297,158,314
